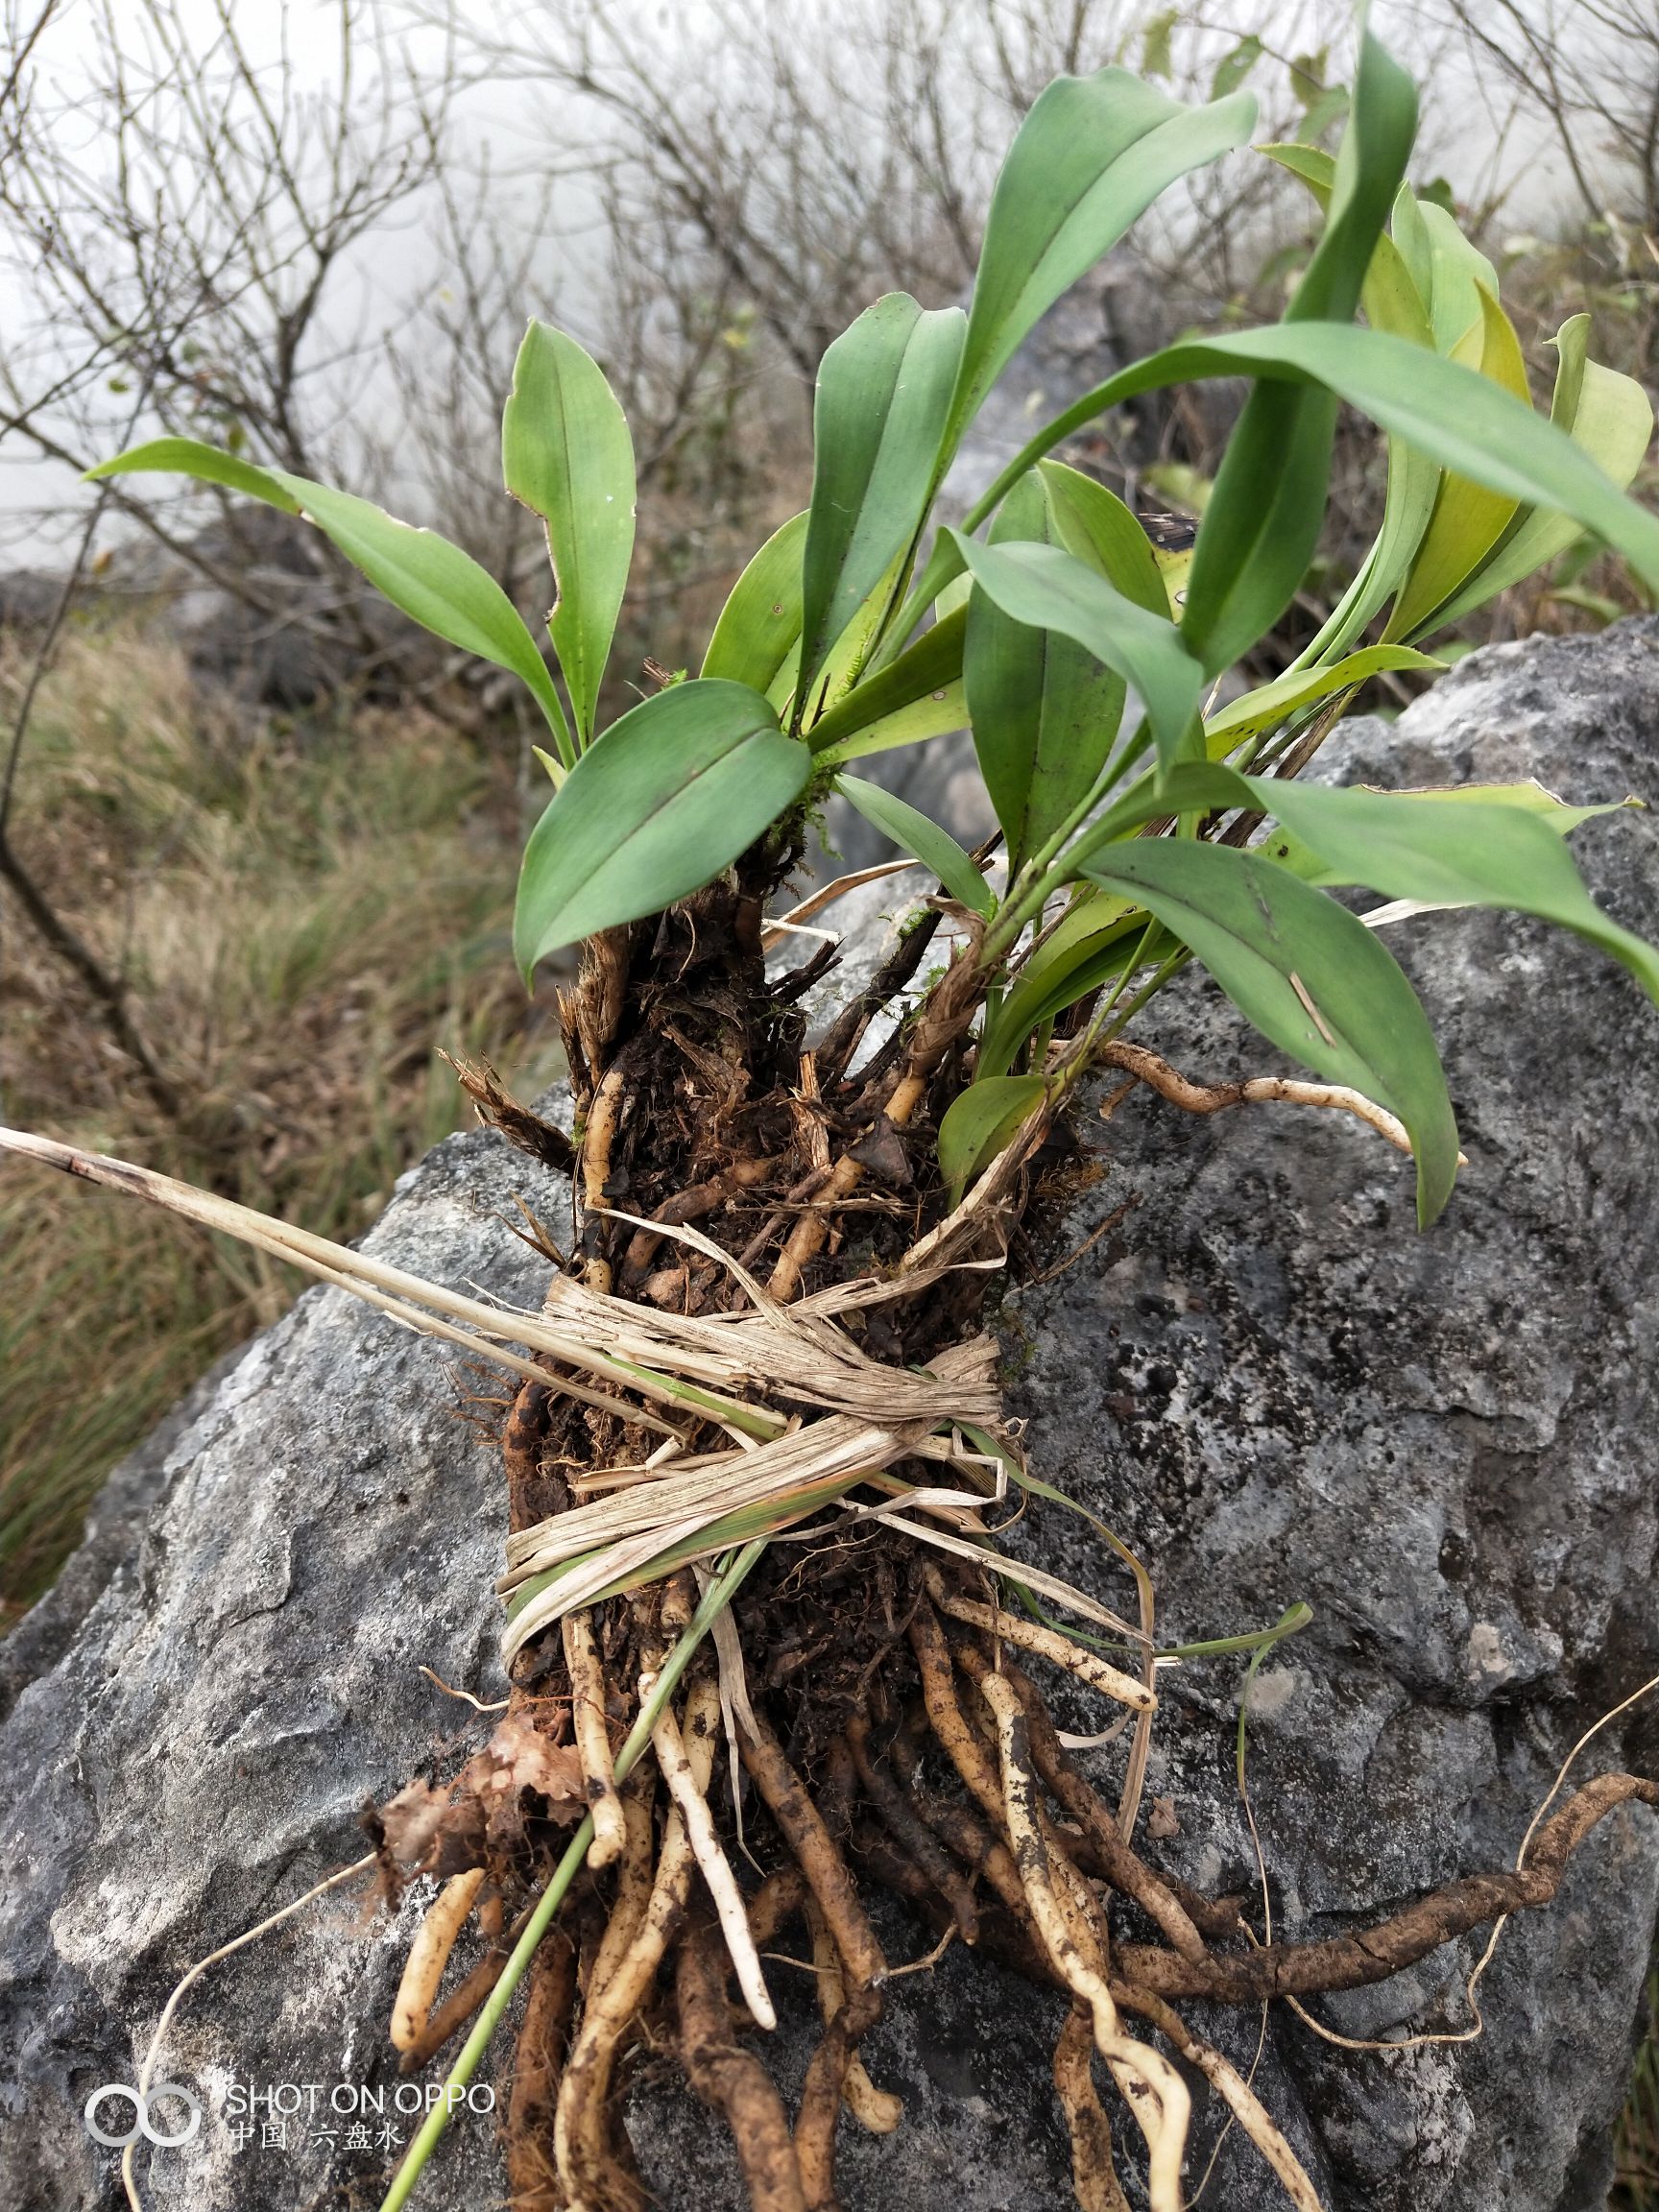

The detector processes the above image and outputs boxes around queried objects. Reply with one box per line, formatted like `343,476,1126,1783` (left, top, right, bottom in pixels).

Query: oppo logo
83,2081,203,2150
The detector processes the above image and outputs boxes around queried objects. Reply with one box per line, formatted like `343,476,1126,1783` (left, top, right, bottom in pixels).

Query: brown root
804,1893,902,2136
1114,1982,1326,2212
793,1962,882,2212
1053,2000,1131,2212
738,1709,886,1991
1097,1039,1415,1158
1113,1771,1659,2004
390,1868,485,2053
978,1667,1190,2212
584,1762,658,1999
654,1687,776,2028
505,1923,580,2212
907,1599,1005,1824
397,1894,527,2072
564,1608,627,1868
958,1644,1219,1960
845,1712,979,1946
552,1691,718,2211
926,1574,1153,1712
676,1915,807,2212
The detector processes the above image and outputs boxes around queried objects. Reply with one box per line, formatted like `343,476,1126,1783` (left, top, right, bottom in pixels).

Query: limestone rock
4,619,1659,2211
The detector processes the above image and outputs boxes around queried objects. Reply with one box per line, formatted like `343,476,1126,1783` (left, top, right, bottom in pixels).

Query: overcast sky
0,0,1595,562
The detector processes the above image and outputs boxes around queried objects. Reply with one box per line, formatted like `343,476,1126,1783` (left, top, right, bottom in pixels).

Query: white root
585,1762,658,2000
1120,1986,1328,2212
120,1855,375,2212
1097,1039,1469,1166
554,1676,720,2207
978,1671,1190,2212
926,1572,1154,1712
391,1867,486,2053
652,1688,777,2031
564,1610,628,1869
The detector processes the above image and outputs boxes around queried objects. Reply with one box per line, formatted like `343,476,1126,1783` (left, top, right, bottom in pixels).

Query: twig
0,840,180,1118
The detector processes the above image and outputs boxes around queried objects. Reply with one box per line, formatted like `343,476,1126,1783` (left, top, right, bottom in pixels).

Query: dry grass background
1616,1970,1659,2209
0,613,564,1626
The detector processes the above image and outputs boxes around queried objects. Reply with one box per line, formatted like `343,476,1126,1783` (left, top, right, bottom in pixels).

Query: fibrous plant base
370,857,1653,2212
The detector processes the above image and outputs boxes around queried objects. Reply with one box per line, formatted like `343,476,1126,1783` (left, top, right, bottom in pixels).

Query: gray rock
1006,616,1659,2209
4,619,1659,2212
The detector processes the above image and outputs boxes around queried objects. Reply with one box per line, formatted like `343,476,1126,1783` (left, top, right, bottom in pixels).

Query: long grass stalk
0,1130,783,1439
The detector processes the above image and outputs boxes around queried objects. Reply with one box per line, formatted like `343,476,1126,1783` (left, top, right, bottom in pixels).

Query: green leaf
1179,382,1341,677
502,322,637,747
1290,48,1329,106
1178,33,1418,677
949,530,1204,779
809,606,966,760
960,321,1659,610
513,680,809,974
962,472,1131,867
1245,777,1659,1004
1037,460,1169,613
799,296,965,700
1296,84,1350,145
1425,323,1655,634
1204,646,1445,751
1413,200,1501,357
1263,779,1631,885
87,435,573,756
1384,285,1528,639
88,438,303,512
978,894,1146,1078
938,1074,1048,1194
835,773,993,915
1260,151,1439,660
942,71,1256,466
1213,35,1263,100
1082,839,1460,1222
815,682,968,764
703,511,807,692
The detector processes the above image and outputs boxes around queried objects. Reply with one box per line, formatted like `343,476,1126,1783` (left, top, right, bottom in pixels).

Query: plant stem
376,1539,767,2212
